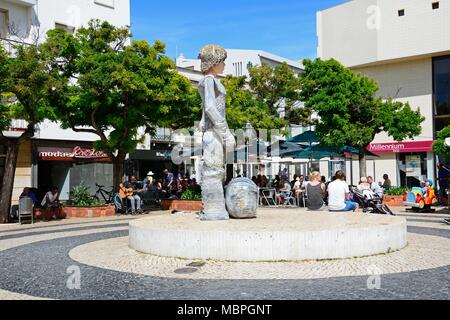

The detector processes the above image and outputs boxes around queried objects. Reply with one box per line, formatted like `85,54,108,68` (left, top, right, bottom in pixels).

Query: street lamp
244,121,255,178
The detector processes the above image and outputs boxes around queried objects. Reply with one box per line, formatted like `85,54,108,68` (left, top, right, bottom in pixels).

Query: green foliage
0,44,63,126
67,185,105,207
385,187,408,196
300,58,425,150
180,189,202,201
44,19,200,156
433,125,450,161
247,63,312,126
222,76,287,131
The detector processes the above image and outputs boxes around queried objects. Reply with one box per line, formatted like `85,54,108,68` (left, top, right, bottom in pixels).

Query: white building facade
0,0,130,202
317,0,450,187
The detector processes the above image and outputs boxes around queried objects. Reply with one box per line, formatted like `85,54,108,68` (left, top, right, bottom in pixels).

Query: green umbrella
287,131,319,144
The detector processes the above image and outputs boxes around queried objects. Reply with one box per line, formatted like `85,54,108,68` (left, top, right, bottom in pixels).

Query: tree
433,126,450,161
45,20,199,191
248,63,312,125
300,58,425,177
0,43,63,223
222,75,287,131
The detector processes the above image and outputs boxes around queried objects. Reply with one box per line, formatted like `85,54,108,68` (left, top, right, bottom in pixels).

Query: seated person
328,171,359,213
41,186,61,209
306,171,326,211
382,174,392,191
120,181,142,214
275,178,292,204
358,177,372,192
11,187,38,221
367,176,384,198
293,177,305,204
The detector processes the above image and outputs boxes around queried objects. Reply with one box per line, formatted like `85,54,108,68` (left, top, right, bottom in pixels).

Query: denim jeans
128,195,141,212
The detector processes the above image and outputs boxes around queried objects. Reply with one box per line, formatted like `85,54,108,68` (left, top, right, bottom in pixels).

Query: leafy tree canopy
300,58,424,150
247,63,312,126
44,20,200,156
433,126,450,160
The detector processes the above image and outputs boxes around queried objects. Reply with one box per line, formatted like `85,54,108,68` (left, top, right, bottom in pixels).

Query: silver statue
198,45,235,221
225,178,258,219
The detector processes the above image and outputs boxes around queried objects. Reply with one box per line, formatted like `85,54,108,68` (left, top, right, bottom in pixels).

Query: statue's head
198,45,227,75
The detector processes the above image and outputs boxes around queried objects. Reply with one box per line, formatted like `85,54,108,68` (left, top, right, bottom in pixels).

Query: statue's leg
200,130,229,221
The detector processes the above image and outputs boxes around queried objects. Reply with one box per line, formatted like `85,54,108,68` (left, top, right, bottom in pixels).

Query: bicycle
94,184,115,204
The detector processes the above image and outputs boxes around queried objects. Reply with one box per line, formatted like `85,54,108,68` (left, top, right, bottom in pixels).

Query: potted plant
383,187,408,207
161,189,203,212
63,185,116,218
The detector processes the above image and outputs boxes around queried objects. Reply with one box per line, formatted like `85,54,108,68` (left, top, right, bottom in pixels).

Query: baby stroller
350,186,395,215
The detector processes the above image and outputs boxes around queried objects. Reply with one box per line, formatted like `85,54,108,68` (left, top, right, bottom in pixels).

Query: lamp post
244,121,255,178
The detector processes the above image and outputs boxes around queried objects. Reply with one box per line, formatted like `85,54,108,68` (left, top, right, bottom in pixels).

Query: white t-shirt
328,180,349,211
41,191,59,207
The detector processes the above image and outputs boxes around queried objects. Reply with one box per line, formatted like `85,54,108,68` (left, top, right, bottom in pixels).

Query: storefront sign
366,141,433,154
38,147,110,161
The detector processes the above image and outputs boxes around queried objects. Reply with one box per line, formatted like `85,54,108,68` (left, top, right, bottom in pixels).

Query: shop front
366,141,435,188
34,141,113,201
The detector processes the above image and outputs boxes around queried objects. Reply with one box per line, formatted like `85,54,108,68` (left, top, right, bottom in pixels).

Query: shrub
180,189,202,201
385,187,408,196
67,185,105,207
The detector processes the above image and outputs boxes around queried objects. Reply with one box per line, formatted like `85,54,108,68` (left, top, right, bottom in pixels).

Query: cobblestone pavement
0,209,449,300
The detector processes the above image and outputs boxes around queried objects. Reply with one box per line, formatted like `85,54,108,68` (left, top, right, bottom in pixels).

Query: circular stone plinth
129,210,407,262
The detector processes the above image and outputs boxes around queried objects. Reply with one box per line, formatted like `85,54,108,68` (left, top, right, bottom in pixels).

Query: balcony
4,0,36,6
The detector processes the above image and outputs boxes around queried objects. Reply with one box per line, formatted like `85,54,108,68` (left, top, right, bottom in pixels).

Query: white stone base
129,210,407,262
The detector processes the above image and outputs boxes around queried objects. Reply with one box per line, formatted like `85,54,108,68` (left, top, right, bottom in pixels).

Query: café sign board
38,146,110,162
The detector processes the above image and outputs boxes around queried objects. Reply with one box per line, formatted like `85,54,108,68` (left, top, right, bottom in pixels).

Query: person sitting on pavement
328,171,359,213
41,186,61,209
306,171,326,211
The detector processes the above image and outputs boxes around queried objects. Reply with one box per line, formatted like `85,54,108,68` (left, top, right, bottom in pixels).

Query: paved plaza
0,208,449,300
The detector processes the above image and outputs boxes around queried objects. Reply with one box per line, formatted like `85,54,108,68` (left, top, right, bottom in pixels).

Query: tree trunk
359,151,367,179
112,151,126,192
0,141,20,223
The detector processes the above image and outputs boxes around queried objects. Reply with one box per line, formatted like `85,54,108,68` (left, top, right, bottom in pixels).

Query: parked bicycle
93,184,115,204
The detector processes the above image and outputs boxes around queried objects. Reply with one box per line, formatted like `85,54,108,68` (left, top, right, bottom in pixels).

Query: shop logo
368,143,405,152
38,147,109,160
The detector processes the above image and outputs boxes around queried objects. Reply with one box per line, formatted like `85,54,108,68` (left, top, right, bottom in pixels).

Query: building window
0,9,8,37
55,23,75,34
433,56,450,120
432,2,440,9
398,9,405,17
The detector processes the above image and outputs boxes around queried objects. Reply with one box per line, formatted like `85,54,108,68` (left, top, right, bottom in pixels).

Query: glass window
0,9,8,37
398,153,428,188
433,56,450,116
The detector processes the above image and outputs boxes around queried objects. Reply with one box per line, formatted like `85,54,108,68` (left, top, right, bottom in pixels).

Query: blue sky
130,0,346,61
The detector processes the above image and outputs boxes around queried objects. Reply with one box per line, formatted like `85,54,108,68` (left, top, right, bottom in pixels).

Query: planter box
63,205,116,218
161,199,202,212
383,195,404,207
34,207,66,220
